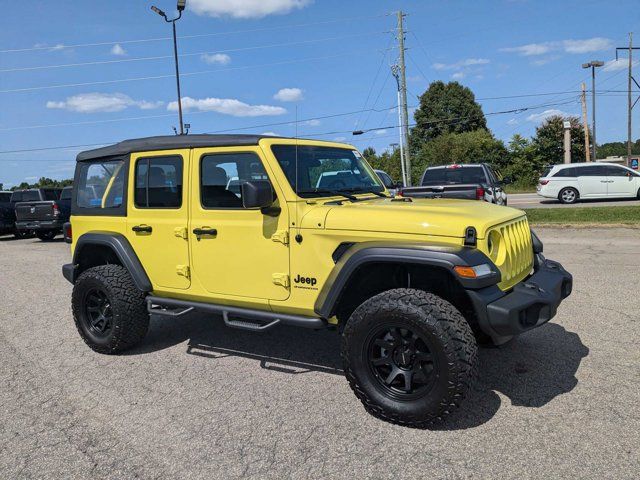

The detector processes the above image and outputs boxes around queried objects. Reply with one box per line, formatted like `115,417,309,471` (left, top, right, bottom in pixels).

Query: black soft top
76,134,285,162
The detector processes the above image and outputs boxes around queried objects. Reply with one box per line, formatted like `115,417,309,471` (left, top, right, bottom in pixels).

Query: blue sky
0,0,638,187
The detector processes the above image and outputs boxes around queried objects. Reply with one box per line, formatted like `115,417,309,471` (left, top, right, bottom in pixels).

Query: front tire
72,265,149,354
559,187,579,204
341,289,477,428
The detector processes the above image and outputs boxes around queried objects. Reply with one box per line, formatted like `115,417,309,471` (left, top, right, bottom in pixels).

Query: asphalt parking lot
1,229,639,479
509,192,640,209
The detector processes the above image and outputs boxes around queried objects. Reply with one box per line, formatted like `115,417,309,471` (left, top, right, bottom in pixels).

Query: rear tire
341,288,477,428
36,230,57,241
558,187,579,204
72,265,149,354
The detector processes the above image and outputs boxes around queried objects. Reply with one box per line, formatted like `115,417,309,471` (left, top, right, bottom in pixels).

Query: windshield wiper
297,189,358,201
348,188,389,198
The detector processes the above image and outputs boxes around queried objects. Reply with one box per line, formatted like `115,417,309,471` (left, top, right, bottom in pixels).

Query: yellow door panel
189,146,290,301
126,150,190,290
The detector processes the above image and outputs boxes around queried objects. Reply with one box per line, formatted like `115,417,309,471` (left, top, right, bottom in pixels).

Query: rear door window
576,165,608,177
134,156,183,209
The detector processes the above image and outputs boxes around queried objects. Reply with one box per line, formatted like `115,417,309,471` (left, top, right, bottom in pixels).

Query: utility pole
582,60,604,160
616,33,639,166
396,11,412,186
581,83,591,162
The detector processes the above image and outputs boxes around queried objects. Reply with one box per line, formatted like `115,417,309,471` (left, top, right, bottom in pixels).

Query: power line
0,98,581,157
0,31,387,73
354,36,394,130
0,13,391,54
0,50,367,94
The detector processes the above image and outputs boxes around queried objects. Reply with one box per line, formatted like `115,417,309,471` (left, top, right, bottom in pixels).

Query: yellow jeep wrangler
62,134,572,427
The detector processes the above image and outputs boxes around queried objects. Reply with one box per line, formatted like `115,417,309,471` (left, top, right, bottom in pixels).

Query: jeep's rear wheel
341,288,477,428
72,265,149,354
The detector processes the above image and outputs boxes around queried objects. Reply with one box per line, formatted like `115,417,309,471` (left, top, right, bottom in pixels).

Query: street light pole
582,60,604,160
151,1,187,135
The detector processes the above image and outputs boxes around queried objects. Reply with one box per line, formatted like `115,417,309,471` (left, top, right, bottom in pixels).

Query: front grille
489,217,534,291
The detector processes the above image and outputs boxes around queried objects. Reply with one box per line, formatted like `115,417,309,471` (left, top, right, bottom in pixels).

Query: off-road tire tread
341,288,477,428
72,264,149,354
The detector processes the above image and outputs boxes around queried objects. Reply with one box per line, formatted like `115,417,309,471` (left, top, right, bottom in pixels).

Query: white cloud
110,44,126,56
261,131,279,136
46,93,163,113
189,0,311,19
333,136,347,142
305,119,321,126
526,109,573,123
502,37,612,57
374,129,388,135
603,57,639,72
563,37,612,54
507,118,519,126
201,53,231,65
501,43,552,56
168,97,287,117
433,58,490,70
451,72,465,80
273,87,304,102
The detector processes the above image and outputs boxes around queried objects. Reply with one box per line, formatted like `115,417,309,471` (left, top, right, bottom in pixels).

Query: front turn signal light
454,264,493,279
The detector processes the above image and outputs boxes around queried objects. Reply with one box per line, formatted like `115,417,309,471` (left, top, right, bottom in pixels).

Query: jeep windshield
270,145,384,198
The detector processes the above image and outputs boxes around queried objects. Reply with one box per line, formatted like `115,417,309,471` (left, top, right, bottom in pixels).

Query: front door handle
193,227,217,236
132,225,152,233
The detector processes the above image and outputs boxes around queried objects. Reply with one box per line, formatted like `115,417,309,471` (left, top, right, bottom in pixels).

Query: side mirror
241,180,273,209
501,176,513,185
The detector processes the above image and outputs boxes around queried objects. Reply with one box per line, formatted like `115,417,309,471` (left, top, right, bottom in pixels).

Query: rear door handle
193,227,217,236
132,225,152,233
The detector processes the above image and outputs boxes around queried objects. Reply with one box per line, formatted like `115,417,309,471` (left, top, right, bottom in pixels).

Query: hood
320,197,525,239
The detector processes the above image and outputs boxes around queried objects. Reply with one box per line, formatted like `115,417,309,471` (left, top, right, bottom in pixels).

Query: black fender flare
313,242,500,319
65,232,152,292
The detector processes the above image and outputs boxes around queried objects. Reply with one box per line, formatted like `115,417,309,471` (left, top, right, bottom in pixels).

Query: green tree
411,129,507,183
532,115,586,165
503,134,543,187
411,81,487,147
597,140,640,158
366,148,403,182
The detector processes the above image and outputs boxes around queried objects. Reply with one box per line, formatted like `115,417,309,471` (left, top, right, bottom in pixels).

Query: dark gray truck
14,187,72,241
0,191,22,237
400,164,510,205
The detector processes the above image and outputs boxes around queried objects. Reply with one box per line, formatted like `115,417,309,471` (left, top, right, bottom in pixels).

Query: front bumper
16,219,63,231
468,255,572,339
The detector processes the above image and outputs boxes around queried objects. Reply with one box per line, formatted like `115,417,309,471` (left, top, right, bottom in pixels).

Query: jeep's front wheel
72,265,149,354
341,288,477,428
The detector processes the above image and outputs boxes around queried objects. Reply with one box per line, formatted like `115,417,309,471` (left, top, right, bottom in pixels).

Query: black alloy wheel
83,288,113,338
367,326,437,400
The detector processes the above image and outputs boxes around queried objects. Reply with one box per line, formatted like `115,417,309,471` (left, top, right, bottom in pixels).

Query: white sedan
537,162,640,204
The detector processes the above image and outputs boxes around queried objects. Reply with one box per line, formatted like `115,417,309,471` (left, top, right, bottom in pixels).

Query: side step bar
146,296,327,331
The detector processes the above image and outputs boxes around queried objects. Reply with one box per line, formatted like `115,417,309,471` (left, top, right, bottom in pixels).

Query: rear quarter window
76,160,126,210
60,188,72,200
553,168,577,177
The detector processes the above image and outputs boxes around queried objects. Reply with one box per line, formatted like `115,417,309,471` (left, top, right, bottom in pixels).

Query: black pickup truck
14,187,72,241
0,191,22,237
400,164,511,205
